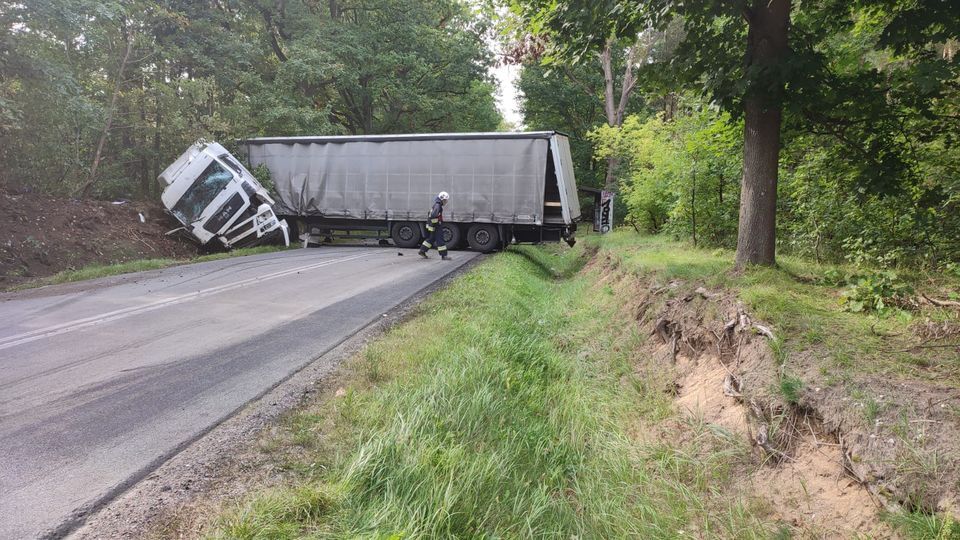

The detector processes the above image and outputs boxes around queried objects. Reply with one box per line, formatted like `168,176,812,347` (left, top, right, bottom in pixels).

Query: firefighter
419,191,450,260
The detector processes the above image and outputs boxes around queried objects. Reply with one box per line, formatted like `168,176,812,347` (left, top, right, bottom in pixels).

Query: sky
481,3,523,129
492,61,522,128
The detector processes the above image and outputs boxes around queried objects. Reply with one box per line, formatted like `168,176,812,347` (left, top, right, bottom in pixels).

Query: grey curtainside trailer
242,131,581,252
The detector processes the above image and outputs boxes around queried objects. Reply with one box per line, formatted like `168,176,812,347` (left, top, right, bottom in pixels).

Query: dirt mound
0,190,198,288
589,254,960,534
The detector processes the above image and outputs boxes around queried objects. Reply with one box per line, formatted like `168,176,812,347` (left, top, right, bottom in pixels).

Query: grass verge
199,232,957,539
4,245,289,292
206,242,778,538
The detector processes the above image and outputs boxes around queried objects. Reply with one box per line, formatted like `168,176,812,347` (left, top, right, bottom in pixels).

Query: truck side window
219,154,244,175
171,161,234,224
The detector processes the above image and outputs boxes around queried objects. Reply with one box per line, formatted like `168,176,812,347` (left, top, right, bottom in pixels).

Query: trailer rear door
550,134,581,224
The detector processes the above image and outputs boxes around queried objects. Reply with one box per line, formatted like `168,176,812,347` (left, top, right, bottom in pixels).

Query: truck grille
203,193,246,234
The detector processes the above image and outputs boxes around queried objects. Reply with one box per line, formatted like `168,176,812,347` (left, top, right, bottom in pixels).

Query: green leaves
589,104,742,244
0,0,502,197
833,270,914,313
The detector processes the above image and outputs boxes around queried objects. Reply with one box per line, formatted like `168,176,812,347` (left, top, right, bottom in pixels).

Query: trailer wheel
391,222,422,248
440,224,462,249
466,223,500,253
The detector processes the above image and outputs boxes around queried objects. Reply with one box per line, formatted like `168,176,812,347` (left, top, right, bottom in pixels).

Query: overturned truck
158,141,289,248
242,131,581,252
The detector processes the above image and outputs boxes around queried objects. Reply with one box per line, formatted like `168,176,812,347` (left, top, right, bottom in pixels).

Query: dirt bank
590,252,960,536
0,190,197,288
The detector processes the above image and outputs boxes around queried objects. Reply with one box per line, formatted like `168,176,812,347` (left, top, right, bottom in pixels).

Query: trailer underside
286,217,575,252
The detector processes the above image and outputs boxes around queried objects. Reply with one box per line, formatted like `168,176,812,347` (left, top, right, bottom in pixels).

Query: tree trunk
604,156,619,191
153,72,163,198
77,29,134,198
139,78,149,197
598,39,639,192
691,168,697,247
734,0,791,268
601,40,616,127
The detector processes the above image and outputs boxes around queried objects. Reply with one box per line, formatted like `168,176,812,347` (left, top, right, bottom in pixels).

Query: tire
440,223,462,249
391,221,422,248
466,223,500,253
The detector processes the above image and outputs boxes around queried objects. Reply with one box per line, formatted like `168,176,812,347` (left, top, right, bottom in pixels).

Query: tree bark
152,68,163,198
601,40,616,126
77,28,134,198
734,0,791,268
139,76,149,197
691,167,697,246
599,39,640,191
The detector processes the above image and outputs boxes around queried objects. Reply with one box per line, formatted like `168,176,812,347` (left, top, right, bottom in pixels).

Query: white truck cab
158,141,289,248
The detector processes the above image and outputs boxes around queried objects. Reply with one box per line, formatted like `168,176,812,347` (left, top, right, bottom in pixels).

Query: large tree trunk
734,0,791,268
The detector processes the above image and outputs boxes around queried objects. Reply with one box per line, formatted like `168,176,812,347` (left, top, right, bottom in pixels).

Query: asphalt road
0,246,478,539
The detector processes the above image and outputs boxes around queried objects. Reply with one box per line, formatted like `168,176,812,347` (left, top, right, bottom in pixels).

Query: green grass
884,511,960,540
5,245,288,292
585,231,960,389
583,231,960,539
204,231,958,539
209,242,776,539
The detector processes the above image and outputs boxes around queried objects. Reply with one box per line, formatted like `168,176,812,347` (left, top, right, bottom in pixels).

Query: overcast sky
492,61,522,127
481,6,523,129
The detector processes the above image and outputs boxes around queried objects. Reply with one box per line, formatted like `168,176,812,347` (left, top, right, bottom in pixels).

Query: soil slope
0,190,197,288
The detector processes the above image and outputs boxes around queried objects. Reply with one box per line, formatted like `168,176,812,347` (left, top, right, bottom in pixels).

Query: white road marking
0,252,373,351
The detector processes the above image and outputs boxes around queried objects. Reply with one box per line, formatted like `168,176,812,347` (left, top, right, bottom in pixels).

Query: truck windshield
171,161,234,224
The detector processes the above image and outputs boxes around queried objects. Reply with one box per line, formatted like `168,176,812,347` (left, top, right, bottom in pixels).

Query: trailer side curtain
246,138,548,225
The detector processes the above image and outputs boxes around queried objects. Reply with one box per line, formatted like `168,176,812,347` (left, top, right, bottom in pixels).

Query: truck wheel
440,224,462,249
466,223,500,253
391,222,422,248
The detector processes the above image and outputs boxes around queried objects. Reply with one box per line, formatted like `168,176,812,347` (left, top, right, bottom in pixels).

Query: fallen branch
738,305,751,331
870,323,902,338
753,324,776,340
723,373,742,398
137,236,157,252
653,318,672,344
755,424,794,462
886,343,960,353
723,317,738,334
711,329,723,357
734,334,745,368
921,294,960,308
694,286,719,299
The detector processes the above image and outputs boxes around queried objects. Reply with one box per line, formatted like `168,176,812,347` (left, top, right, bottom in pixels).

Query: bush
837,270,914,313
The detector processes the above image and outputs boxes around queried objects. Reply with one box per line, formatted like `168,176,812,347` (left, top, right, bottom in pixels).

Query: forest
2,0,958,270
512,0,959,270
0,0,502,199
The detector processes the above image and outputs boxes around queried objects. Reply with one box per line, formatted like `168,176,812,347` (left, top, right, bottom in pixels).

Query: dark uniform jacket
428,197,443,227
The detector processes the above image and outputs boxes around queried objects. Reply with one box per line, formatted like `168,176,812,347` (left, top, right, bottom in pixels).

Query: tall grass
210,243,775,539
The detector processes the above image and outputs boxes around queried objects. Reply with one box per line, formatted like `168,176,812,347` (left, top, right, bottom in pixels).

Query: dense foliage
0,0,501,198
512,1,959,269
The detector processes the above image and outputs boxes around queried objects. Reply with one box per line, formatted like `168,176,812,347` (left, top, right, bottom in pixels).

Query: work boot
441,254,451,261
419,249,429,259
